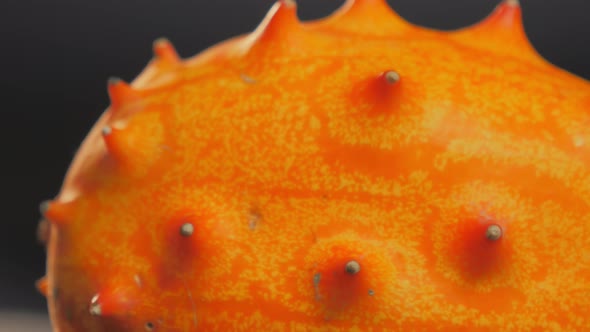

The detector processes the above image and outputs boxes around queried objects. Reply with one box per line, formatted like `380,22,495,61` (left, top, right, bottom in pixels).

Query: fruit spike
450,216,509,279
86,279,157,330
245,0,301,51
40,199,74,226
450,0,543,65
314,256,368,312
101,125,127,164
88,285,136,317
36,276,49,297
107,77,141,111
352,69,403,116
40,0,590,330
321,0,414,36
152,38,180,65
158,213,203,280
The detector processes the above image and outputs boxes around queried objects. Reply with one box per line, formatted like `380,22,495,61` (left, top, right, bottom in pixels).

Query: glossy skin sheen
39,0,590,331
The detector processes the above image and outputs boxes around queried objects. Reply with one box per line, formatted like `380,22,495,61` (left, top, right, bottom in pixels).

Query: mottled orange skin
41,0,590,331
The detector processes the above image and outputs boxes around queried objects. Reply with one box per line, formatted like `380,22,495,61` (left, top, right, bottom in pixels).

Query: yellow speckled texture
41,0,589,331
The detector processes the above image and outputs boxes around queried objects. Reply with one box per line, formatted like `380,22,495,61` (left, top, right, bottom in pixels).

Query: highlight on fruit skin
39,0,590,331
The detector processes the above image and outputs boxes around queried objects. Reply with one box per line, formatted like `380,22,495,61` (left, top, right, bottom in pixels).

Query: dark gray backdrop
2,0,589,315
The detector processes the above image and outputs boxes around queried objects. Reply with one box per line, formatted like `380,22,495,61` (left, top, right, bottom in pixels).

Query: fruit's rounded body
40,0,590,331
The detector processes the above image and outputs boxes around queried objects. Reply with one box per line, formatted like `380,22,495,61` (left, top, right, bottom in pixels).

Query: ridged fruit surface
39,0,590,331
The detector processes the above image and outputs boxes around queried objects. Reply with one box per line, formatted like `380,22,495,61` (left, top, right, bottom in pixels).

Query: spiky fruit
39,0,590,331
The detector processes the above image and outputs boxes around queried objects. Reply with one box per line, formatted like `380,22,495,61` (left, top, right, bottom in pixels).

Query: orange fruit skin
40,0,590,331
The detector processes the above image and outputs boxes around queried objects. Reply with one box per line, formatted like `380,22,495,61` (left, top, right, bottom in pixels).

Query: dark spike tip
384,70,401,84
39,200,51,215
107,77,124,87
145,322,155,331
485,224,503,241
344,260,361,275
153,37,171,49
179,222,195,237
152,37,181,63
101,125,113,136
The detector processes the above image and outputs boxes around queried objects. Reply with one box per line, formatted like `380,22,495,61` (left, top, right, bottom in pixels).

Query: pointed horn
101,125,128,165
450,0,544,64
107,77,142,111
478,0,524,32
41,200,75,227
319,0,414,36
351,69,404,116
101,115,165,174
153,38,181,65
89,286,135,317
35,276,49,297
241,0,301,53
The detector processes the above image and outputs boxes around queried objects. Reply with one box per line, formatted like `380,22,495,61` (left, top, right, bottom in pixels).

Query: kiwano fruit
38,0,590,331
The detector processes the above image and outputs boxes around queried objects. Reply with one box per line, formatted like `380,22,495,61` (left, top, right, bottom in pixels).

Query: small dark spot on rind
145,322,155,331
313,273,322,300
240,73,257,84
248,208,262,230
368,289,375,296
65,306,74,322
313,273,321,285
